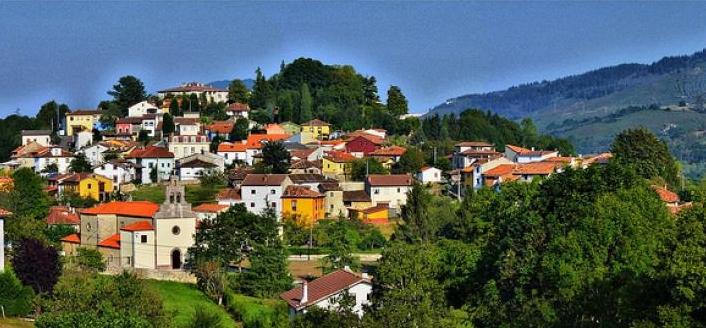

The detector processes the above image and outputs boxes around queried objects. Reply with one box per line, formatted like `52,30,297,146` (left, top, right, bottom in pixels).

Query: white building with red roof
125,146,175,184
280,268,372,317
157,82,228,103
365,174,413,212
504,144,559,163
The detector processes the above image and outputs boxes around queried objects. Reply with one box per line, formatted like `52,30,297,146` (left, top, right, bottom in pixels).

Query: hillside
428,48,706,128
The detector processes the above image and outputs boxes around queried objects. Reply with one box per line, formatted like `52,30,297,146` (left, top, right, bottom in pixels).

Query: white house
93,159,138,190
365,174,413,212
21,130,52,146
415,166,442,184
504,145,559,163
216,188,243,207
34,146,74,174
467,156,514,191
125,146,175,184
80,143,109,166
280,268,372,317
157,82,228,103
217,142,248,165
226,102,250,119
452,141,498,169
192,203,229,221
178,159,217,181
128,101,159,118
174,118,200,136
75,130,93,150
140,114,160,137
168,135,209,160
240,174,292,218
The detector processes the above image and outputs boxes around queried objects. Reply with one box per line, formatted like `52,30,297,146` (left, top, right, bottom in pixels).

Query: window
87,183,92,189
172,226,181,235
291,200,297,211
141,235,147,243
251,189,256,195
374,189,380,195
271,202,276,208
270,189,276,194
250,202,255,208
397,188,401,193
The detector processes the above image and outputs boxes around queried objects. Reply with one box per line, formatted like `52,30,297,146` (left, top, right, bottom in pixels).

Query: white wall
22,135,51,146
241,185,286,218
309,283,372,317
154,218,196,269
366,185,410,209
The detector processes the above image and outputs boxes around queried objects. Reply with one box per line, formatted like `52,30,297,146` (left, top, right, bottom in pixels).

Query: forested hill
427,48,706,127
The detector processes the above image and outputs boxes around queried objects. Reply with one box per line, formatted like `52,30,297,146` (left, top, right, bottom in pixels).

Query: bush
0,269,35,316
187,307,224,328
224,292,288,328
76,247,106,272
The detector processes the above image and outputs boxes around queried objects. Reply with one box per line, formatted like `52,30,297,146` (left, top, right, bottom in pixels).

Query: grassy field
0,318,33,328
145,280,237,328
130,183,224,206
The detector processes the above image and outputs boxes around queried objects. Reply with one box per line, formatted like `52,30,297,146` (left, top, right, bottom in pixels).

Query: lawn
145,280,237,328
0,318,33,328
129,183,224,206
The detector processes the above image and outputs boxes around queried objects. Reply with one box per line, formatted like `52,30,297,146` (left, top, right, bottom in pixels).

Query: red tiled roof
121,221,154,231
346,133,384,145
227,102,250,112
545,156,575,163
174,117,199,125
324,151,356,163
207,121,234,134
354,204,388,214
126,146,174,159
80,201,159,218
193,203,229,213
98,233,121,249
342,190,371,202
60,233,80,244
245,134,290,149
217,142,248,152
242,174,289,186
290,148,316,160
654,187,679,203
513,162,559,175
282,185,323,198
46,206,80,225
302,119,331,127
505,144,532,154
366,174,413,186
216,188,241,201
456,141,494,147
280,269,370,310
483,164,516,177
158,82,226,93
369,146,407,157
460,149,500,156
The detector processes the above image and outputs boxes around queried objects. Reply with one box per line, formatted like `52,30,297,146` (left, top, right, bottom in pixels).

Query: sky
2,2,706,118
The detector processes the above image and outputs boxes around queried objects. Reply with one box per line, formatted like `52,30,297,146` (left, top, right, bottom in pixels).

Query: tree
364,76,380,105
298,83,313,123
9,167,50,219
386,85,408,117
42,163,59,174
138,129,150,145
392,147,425,174
149,166,158,183
250,67,273,110
69,153,92,173
210,135,223,153
169,97,181,116
75,247,106,272
229,118,249,141
107,75,147,116
36,100,70,133
162,113,175,136
611,127,680,187
36,270,171,328
228,79,250,103
193,261,228,306
0,269,34,316
240,240,291,298
187,308,225,328
11,238,61,294
350,158,389,181
396,183,436,243
259,141,291,174
98,101,123,129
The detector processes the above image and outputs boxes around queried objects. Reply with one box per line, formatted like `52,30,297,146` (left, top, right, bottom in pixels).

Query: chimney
300,281,308,305
361,273,369,279
344,265,351,272
531,147,535,151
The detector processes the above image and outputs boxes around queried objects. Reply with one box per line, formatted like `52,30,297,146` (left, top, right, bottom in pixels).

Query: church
61,179,198,270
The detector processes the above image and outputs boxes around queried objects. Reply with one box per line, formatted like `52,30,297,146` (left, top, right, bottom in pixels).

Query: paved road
288,253,382,262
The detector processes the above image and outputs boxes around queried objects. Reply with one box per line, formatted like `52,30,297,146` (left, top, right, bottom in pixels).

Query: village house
365,174,413,213
280,268,372,317
289,160,322,175
157,82,228,103
345,133,384,157
115,117,143,137
21,130,52,146
139,114,160,137
80,143,109,166
280,121,301,136
0,208,11,271
45,206,80,231
204,121,234,140
242,134,291,166
264,123,287,135
349,204,389,224
300,119,331,143
125,146,175,184
504,144,559,163
93,159,139,190
416,166,443,184
216,188,243,207
32,146,74,174
342,190,373,212
168,134,209,160
322,151,356,180
65,110,101,136
128,101,160,117
281,185,326,226
653,186,692,215
464,156,514,191
240,174,292,218
174,117,201,136
49,173,113,201
178,158,217,181
225,102,250,119
318,182,345,218
368,145,406,163
452,141,499,169
217,142,248,165
192,203,229,221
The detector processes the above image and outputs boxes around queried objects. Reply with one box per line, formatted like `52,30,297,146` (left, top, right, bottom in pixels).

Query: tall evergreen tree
611,127,680,187
228,79,250,103
240,240,291,298
162,113,175,136
299,83,313,123
229,118,249,142
107,75,147,116
169,97,181,116
250,68,273,110
386,85,408,117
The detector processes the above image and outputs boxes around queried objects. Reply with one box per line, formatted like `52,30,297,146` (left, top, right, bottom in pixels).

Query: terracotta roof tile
302,119,331,127
343,190,371,202
280,269,370,310
512,162,560,175
80,201,159,218
98,233,121,249
282,185,323,198
324,151,356,163
46,206,80,225
369,146,407,157
366,174,413,186
483,164,516,177
456,141,494,147
60,233,80,244
227,102,250,112
216,188,241,201
125,146,174,159
120,221,154,231
245,134,290,149
654,187,679,203
242,174,289,186
158,82,226,93
206,121,234,134
217,142,248,152
193,203,230,213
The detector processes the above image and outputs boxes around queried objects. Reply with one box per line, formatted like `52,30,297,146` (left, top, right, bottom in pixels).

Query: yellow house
281,185,326,226
55,173,113,201
66,110,101,136
322,151,356,179
350,204,389,224
300,119,331,143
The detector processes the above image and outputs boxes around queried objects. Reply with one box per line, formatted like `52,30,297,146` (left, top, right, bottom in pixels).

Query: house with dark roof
21,130,52,147
241,174,292,218
125,146,175,184
280,268,372,317
281,185,326,225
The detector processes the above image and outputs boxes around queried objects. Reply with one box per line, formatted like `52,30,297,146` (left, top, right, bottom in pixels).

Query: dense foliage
611,127,681,187
0,269,35,316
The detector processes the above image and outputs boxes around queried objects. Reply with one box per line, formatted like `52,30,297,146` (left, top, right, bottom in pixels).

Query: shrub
187,307,224,328
0,269,35,316
224,292,288,328
76,247,106,272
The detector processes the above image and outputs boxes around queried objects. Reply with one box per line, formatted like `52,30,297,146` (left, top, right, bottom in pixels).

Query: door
171,249,182,269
